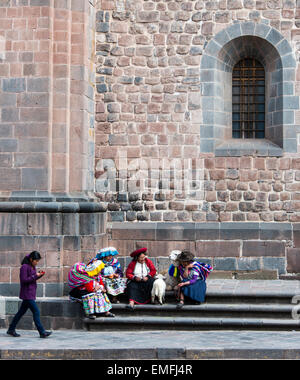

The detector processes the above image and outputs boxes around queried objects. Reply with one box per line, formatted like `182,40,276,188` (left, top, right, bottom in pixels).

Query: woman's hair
21,251,42,265
134,252,146,261
178,250,195,263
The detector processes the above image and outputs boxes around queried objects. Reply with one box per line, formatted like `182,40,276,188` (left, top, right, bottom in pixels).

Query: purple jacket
19,263,39,300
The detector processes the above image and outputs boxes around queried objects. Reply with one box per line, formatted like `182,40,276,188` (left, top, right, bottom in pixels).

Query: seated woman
68,260,115,319
125,247,156,310
95,247,127,304
173,250,213,309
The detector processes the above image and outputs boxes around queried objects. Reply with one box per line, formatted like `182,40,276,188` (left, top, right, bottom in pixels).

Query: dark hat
130,247,147,258
178,250,195,262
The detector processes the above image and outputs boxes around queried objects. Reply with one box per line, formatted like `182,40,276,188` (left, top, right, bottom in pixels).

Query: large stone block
156,222,195,241
26,78,49,92
195,222,220,240
287,248,300,274
196,241,240,257
260,223,292,240
220,222,259,240
2,78,26,93
243,241,285,257
21,168,48,190
0,169,21,190
213,257,237,271
111,222,156,240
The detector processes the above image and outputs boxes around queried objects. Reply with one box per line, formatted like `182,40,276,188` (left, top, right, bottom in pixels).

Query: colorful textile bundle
101,257,127,296
82,290,112,315
102,258,122,277
192,262,213,280
178,261,213,283
68,262,94,289
103,277,127,296
169,261,212,281
168,264,178,278
85,260,105,278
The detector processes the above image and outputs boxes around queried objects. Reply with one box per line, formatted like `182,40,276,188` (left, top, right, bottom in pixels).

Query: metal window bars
232,58,265,139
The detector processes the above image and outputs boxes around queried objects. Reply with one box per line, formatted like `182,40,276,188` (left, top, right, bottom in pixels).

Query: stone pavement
206,279,300,296
2,329,300,360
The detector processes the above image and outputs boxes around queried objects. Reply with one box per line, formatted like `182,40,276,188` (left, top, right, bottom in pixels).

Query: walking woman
7,251,52,338
174,250,213,309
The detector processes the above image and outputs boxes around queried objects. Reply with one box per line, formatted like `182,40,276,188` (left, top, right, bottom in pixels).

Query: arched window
232,58,265,139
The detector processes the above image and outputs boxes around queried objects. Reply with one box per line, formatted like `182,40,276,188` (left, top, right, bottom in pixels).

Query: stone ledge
215,139,283,157
110,221,293,241
0,201,107,213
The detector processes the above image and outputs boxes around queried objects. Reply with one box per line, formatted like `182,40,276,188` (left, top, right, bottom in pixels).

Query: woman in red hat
125,248,156,310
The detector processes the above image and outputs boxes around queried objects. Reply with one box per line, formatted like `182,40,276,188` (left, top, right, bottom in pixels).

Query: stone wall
96,156,300,223
108,221,300,276
0,203,107,297
94,0,300,224
2,0,300,295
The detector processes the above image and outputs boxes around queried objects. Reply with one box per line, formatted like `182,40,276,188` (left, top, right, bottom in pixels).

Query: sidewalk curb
2,347,300,360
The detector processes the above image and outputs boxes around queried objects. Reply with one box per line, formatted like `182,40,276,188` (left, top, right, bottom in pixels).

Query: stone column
0,0,96,201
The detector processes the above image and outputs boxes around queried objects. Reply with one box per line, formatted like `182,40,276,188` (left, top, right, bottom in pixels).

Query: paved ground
205,279,300,295
2,329,300,359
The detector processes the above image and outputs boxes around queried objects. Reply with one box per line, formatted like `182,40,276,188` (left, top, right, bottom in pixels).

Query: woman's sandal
111,298,120,304
125,304,135,311
105,312,116,318
176,301,184,310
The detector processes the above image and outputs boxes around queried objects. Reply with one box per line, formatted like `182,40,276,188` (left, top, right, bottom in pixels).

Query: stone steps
107,302,296,319
2,280,300,331
84,315,300,331
83,286,300,331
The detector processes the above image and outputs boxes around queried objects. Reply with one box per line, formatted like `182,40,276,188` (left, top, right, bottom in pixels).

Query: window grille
232,58,265,139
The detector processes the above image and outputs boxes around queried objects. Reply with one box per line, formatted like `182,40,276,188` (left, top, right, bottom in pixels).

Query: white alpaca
165,250,181,291
151,274,166,305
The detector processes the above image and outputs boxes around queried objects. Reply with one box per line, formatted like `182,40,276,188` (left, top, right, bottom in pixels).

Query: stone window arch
200,22,299,156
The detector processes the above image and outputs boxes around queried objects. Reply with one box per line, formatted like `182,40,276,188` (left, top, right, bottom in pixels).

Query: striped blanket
190,261,213,281
68,262,95,289
169,261,213,282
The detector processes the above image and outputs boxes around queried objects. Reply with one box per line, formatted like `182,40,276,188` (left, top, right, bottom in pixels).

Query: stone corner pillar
0,0,96,201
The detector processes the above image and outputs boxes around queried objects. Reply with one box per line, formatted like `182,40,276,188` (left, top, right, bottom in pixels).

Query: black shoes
7,330,52,338
40,331,52,338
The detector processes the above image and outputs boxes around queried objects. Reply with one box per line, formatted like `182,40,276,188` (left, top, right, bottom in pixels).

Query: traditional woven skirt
82,290,112,315
181,279,207,303
126,277,155,305
104,277,127,296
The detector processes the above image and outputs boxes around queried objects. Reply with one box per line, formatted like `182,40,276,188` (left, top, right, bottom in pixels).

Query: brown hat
178,250,194,262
